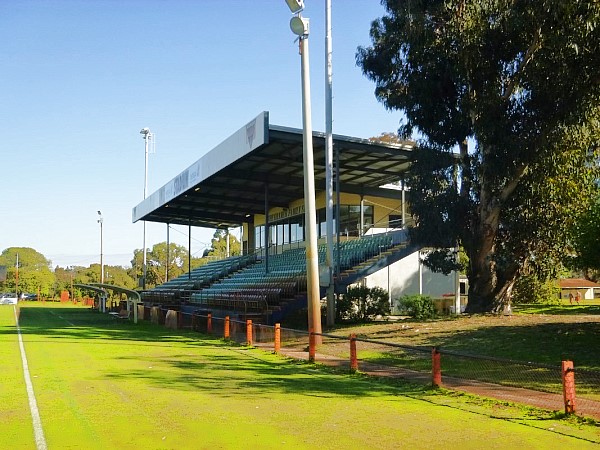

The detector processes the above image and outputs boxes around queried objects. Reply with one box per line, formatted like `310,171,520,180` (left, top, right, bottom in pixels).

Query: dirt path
273,346,600,421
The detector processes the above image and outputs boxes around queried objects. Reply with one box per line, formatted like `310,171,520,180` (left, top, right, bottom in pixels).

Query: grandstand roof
132,111,414,229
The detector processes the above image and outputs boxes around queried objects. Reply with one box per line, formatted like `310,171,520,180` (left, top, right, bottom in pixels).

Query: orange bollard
562,360,576,414
224,316,230,339
207,313,212,335
246,320,253,346
274,323,281,354
350,333,358,372
432,347,442,387
308,328,316,362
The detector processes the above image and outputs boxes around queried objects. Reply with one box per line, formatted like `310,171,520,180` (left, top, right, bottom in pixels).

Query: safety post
191,313,197,331
177,311,182,330
432,347,442,387
246,320,253,346
562,360,576,414
308,328,316,362
224,316,230,339
207,313,212,335
350,333,358,373
274,323,281,354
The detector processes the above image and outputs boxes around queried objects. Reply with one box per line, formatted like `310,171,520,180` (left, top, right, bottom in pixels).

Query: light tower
97,210,104,284
140,127,152,289
285,0,322,337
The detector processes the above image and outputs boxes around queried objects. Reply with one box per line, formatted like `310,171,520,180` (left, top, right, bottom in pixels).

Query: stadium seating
143,230,409,323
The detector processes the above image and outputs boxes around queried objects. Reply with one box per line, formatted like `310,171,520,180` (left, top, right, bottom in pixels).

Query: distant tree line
0,230,241,298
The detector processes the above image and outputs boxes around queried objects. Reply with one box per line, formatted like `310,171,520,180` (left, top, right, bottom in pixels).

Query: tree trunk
464,192,505,313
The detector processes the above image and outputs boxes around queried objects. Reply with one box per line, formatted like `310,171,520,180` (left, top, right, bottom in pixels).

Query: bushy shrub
396,294,437,320
336,285,390,323
512,275,560,305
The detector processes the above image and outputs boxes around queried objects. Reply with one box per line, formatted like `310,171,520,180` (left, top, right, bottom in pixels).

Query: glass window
254,225,264,250
283,221,290,244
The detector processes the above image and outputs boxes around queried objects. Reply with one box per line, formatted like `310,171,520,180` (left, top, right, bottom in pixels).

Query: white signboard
133,112,269,223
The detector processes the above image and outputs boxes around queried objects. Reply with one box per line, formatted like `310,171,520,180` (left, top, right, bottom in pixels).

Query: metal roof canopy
132,112,413,229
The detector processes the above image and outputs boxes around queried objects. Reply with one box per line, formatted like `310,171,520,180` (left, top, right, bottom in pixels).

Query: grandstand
133,112,458,323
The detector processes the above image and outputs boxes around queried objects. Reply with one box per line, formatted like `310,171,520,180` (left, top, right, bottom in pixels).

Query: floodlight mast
97,211,104,284
285,1,322,338
324,0,335,327
140,127,151,289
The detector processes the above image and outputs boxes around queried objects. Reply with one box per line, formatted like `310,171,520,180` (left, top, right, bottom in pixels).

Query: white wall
365,249,457,313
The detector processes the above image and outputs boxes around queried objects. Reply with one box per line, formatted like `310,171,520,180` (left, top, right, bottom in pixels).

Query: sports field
1,303,599,449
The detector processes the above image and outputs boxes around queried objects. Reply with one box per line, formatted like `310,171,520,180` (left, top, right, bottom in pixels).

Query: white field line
49,310,75,326
14,306,47,450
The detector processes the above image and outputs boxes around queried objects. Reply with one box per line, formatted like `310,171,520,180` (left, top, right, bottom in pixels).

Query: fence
137,306,600,420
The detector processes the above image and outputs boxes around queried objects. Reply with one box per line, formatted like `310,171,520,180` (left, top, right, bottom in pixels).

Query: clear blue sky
0,0,402,269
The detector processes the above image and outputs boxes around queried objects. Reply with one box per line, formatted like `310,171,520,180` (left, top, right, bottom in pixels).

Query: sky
0,0,403,269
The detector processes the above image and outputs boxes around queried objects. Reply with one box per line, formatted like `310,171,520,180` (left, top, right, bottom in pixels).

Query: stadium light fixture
285,0,304,14
290,16,309,36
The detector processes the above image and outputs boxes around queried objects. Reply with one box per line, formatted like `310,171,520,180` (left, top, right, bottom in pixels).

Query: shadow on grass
6,305,600,438
3,306,196,343
3,306,424,399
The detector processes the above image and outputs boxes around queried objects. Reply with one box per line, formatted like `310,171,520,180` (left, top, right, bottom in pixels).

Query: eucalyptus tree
204,229,241,259
130,242,205,288
357,0,600,311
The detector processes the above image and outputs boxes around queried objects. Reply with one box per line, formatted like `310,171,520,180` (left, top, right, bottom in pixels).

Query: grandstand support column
324,0,335,328
401,179,406,227
166,224,170,282
188,222,192,280
264,183,270,273
360,195,365,237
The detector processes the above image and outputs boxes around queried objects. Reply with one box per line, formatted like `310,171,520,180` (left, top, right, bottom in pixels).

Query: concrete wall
364,249,457,313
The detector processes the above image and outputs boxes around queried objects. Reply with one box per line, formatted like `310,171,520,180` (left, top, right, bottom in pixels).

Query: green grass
331,306,600,369
0,306,35,448
2,303,600,449
515,301,600,316
314,307,600,402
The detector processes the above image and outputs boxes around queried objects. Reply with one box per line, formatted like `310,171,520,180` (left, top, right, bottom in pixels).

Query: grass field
2,303,600,449
331,302,600,369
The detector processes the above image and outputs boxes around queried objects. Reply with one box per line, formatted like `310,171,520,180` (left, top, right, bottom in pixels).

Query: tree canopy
130,242,206,289
357,0,600,312
569,196,600,280
0,247,54,295
203,230,241,259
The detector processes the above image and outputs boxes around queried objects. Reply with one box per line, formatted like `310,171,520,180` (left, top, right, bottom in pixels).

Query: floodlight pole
324,0,335,327
286,5,322,337
97,211,104,284
15,253,19,298
140,128,151,289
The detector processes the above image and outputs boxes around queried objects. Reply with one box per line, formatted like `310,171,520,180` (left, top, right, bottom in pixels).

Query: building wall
365,249,457,313
249,192,406,229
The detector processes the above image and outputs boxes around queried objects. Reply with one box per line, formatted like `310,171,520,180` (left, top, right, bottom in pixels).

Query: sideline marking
14,306,48,450
49,310,75,327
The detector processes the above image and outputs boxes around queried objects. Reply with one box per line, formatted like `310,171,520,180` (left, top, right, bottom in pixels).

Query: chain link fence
140,306,600,420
